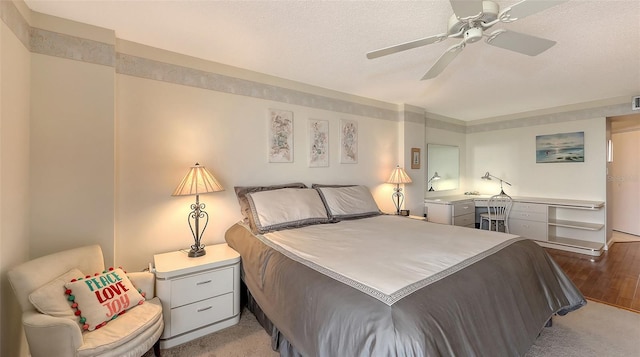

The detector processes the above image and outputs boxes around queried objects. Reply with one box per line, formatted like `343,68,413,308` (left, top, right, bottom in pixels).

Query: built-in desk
425,195,606,256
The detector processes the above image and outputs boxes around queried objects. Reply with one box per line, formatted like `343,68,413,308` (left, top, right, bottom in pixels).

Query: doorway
607,114,640,241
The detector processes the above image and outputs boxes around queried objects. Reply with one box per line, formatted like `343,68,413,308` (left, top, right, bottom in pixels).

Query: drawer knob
197,306,212,312
196,280,212,285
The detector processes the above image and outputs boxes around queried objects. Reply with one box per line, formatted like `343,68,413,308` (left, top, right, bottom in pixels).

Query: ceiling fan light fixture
464,27,483,43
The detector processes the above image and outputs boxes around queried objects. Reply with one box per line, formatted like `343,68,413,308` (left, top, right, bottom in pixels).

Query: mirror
426,144,459,192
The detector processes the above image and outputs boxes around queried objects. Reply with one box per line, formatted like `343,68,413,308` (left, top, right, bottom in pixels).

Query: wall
0,4,402,273
114,45,400,270
399,105,426,215
466,117,607,200
0,1,31,356
30,54,116,265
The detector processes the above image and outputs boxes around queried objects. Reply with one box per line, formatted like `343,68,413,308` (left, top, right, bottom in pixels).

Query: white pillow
316,185,380,220
246,188,330,233
29,268,84,321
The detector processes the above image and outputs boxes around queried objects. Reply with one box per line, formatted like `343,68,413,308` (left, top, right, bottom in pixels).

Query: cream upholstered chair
8,245,163,357
480,194,513,233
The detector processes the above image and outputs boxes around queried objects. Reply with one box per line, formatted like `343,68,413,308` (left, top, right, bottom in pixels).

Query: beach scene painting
536,132,584,163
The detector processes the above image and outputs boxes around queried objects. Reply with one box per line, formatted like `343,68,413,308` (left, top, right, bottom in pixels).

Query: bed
225,184,585,356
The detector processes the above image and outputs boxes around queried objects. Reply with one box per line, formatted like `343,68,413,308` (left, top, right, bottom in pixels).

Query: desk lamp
172,163,224,257
481,171,511,195
387,165,412,215
427,172,441,191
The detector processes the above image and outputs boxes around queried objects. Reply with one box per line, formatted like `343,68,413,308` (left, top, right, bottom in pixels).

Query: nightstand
154,243,240,349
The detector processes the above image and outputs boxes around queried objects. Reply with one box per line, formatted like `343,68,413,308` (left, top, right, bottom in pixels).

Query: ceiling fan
366,0,567,80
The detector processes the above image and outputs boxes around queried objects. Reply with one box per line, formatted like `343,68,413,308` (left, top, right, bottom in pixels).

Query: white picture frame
308,119,329,167
267,109,294,163
340,119,358,164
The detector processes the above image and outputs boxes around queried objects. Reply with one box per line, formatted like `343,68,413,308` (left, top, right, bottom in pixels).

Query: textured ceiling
24,0,640,121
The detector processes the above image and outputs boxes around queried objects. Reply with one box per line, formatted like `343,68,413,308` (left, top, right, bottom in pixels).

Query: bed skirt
245,282,302,357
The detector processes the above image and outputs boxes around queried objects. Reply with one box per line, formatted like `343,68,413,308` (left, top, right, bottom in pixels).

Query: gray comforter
225,220,585,357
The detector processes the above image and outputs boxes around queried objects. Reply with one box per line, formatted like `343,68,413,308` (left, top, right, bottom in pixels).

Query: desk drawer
453,213,475,227
452,201,474,217
509,218,547,240
170,268,234,308
512,202,547,214
510,210,547,223
170,292,234,336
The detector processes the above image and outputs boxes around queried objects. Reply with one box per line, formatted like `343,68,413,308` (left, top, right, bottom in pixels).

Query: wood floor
545,241,640,312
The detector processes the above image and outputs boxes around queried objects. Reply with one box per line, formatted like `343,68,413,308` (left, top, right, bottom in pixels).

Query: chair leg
153,340,161,357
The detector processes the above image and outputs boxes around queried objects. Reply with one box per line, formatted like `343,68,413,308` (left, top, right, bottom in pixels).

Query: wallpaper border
465,103,633,134
116,53,398,121
30,27,115,67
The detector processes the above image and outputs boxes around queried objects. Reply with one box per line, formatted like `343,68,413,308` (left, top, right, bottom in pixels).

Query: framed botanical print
309,119,329,167
268,109,293,163
340,119,358,164
411,148,421,169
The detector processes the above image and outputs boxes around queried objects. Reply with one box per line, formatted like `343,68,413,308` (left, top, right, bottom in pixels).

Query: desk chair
480,194,513,233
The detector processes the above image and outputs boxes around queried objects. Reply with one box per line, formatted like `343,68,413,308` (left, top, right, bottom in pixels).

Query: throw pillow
315,185,381,220
29,268,85,321
246,188,331,233
64,267,145,331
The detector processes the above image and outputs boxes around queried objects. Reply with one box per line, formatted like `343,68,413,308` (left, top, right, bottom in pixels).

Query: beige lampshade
172,163,224,196
387,165,412,184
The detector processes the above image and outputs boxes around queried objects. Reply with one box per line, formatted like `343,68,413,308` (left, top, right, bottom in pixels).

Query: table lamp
387,165,412,215
172,163,224,257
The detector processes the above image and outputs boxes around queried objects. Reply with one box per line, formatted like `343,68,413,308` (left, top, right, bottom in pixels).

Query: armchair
8,245,163,357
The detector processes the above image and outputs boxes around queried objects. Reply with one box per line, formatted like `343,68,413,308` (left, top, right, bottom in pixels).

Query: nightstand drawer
171,267,234,308
170,292,234,336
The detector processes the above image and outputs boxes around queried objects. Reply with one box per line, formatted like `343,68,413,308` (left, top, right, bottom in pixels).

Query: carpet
148,300,640,356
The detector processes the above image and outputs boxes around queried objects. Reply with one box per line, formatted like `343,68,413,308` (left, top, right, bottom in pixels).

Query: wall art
308,119,329,167
340,119,358,164
536,131,584,163
411,148,421,169
268,109,294,163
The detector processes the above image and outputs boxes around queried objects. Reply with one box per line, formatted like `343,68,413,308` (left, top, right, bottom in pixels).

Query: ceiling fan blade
421,42,465,80
450,0,484,19
501,0,568,21
486,30,556,56
366,34,448,59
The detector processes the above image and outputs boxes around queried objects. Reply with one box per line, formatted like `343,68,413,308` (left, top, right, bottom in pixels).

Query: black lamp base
188,247,206,257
